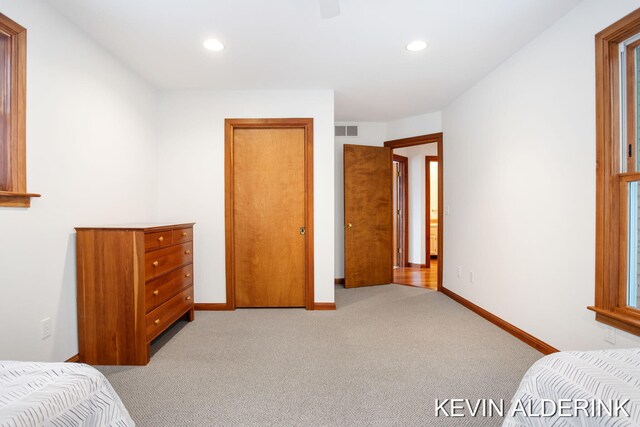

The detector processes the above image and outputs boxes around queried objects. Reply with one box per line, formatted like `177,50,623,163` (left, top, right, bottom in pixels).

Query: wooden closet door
233,128,306,307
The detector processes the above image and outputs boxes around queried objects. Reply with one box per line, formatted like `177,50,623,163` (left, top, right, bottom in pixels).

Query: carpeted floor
98,285,542,426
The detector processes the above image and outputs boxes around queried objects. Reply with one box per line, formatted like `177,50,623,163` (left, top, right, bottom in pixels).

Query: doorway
385,133,443,290
341,133,443,290
224,118,314,309
425,156,439,266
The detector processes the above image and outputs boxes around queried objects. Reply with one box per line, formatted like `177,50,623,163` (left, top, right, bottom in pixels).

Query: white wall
156,90,335,303
387,112,442,141
393,143,438,265
334,122,388,278
442,0,640,351
0,0,158,362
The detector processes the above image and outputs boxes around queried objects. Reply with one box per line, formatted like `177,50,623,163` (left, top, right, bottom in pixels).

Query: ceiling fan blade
319,0,340,19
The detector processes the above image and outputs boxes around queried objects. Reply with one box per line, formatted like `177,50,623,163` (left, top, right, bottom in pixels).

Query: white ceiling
45,0,581,121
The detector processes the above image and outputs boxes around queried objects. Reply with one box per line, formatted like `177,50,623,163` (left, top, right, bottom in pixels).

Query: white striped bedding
503,348,640,426
0,361,134,427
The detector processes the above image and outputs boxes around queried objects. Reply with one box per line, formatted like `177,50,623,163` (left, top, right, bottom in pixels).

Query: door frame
425,155,439,265
392,154,409,267
384,132,443,291
224,118,315,310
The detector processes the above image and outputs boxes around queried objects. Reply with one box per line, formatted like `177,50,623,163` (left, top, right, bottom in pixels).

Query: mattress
503,348,640,426
0,361,134,427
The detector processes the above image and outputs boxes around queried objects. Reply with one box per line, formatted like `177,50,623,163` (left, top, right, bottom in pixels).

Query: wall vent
335,125,358,137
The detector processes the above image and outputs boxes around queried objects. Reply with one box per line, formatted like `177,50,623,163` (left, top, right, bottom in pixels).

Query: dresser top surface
75,222,195,232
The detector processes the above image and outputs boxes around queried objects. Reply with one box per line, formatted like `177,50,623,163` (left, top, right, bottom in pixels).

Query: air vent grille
335,125,358,137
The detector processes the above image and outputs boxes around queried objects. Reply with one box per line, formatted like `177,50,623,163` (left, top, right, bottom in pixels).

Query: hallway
392,260,438,290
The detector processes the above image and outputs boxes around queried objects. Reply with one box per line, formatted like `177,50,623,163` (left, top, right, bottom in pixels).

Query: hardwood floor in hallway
393,259,438,289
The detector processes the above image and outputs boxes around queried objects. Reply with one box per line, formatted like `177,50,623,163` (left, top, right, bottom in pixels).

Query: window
591,8,640,335
0,13,39,207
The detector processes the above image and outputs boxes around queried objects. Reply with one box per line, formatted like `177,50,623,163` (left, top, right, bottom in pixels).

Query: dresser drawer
146,286,193,342
173,227,193,244
145,230,173,251
145,264,193,313
145,242,193,281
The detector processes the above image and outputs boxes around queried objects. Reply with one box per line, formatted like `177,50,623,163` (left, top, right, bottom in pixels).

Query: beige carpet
98,284,542,426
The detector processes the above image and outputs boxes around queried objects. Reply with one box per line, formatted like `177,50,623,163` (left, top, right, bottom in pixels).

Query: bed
503,348,640,426
0,361,134,427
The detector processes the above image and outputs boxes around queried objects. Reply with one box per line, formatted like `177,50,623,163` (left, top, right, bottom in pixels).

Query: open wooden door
344,144,393,288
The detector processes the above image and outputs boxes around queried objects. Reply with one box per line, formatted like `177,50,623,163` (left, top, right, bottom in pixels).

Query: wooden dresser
75,223,195,365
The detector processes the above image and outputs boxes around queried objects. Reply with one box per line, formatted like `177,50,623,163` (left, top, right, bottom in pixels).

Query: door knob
347,223,353,229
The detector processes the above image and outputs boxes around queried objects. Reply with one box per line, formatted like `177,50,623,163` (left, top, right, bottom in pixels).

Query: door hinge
398,248,402,254
397,209,401,215
629,144,633,158
397,170,401,177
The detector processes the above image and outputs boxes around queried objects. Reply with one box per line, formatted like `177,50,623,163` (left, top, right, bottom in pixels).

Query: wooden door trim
384,132,442,149
385,133,443,291
392,154,409,267
225,118,314,310
425,155,439,267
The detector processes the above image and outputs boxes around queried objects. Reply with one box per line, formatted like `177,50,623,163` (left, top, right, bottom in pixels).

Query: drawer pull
153,290,159,296
152,261,159,267
185,273,191,278
185,250,191,254
182,232,187,237
158,236,164,242
186,296,192,301
154,319,160,325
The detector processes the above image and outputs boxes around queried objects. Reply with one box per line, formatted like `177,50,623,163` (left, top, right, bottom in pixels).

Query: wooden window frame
0,13,39,207
590,8,640,336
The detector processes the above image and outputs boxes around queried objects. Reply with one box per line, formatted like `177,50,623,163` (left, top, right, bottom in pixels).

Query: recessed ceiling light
406,40,428,52
203,39,225,51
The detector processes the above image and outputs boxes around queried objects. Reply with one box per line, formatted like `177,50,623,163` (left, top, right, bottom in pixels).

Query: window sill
588,306,640,337
0,191,41,207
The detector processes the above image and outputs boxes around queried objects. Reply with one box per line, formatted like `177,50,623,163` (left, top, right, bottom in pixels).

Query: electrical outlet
605,327,616,344
469,271,474,284
456,266,462,278
41,317,51,340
